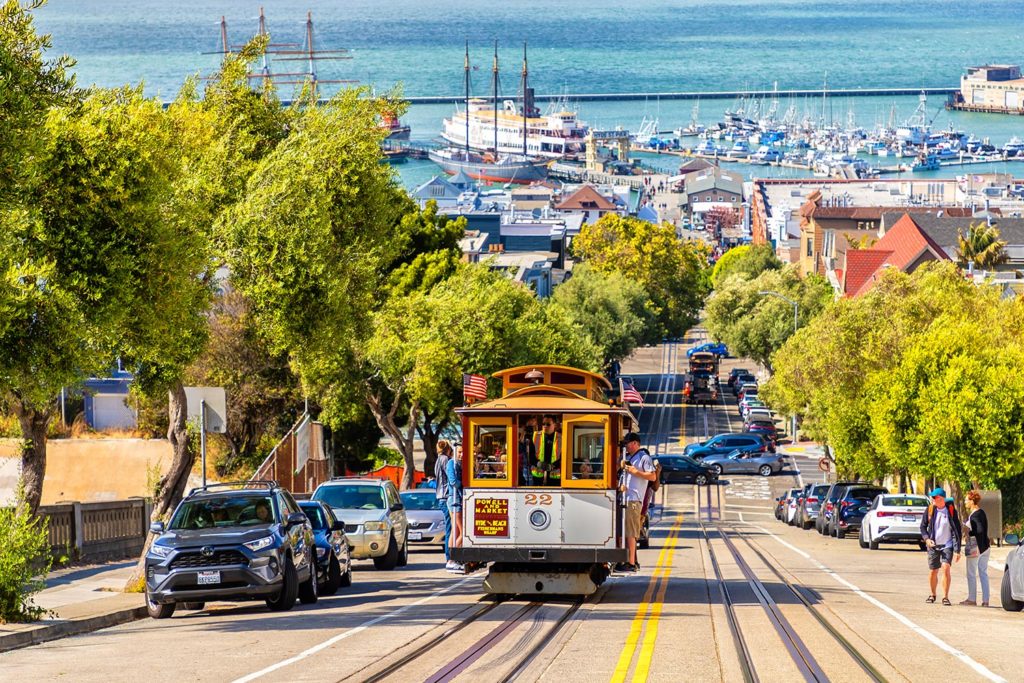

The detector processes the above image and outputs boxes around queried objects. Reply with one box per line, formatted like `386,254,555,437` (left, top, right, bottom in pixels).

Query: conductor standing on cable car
531,415,561,486
618,432,656,572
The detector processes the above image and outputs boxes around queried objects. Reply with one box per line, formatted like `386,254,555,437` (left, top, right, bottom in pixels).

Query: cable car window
569,422,605,480
472,424,509,481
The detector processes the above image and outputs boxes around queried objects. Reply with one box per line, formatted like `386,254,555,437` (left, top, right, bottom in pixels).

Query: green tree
571,214,709,339
549,264,655,365
956,222,1008,270
0,484,52,623
710,243,781,287
704,265,833,372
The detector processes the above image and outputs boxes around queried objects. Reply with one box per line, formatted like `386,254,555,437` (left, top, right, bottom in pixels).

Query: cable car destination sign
473,498,510,537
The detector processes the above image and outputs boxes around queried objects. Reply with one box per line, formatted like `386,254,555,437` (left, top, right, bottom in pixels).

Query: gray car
399,490,446,545
701,449,786,477
312,478,410,570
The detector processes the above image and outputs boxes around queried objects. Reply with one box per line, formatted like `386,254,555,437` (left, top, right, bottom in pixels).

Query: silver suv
311,478,409,570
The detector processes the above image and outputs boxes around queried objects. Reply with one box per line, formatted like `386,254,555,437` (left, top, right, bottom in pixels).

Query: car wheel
146,587,175,620
802,520,813,531
695,474,708,486
298,548,319,605
321,555,341,596
339,564,353,588
266,555,299,611
711,464,723,476
836,527,846,539
1001,571,1023,612
858,527,868,549
759,465,772,477
868,538,879,550
396,532,409,568
373,532,400,571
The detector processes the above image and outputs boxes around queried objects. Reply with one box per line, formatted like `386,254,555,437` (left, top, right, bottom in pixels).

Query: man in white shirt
618,433,656,572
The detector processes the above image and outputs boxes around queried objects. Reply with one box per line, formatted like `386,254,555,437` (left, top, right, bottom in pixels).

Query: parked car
733,378,758,397
828,484,888,538
684,433,770,460
739,399,766,419
653,454,717,486
744,408,775,424
784,488,804,524
737,384,759,401
745,419,778,444
727,368,752,388
858,494,929,550
1002,533,1024,611
298,500,353,594
795,483,830,530
776,489,800,521
816,481,862,535
701,449,786,477
144,481,318,619
399,490,446,545
687,342,728,357
311,478,410,570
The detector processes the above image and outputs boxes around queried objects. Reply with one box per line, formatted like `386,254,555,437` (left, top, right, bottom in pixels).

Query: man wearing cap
920,487,962,606
618,433,656,573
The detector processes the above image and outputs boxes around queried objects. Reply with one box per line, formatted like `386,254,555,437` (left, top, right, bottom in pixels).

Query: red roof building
553,185,622,225
842,213,950,296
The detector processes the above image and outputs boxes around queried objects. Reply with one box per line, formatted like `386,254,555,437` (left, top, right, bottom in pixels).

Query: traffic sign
818,457,831,472
184,386,227,434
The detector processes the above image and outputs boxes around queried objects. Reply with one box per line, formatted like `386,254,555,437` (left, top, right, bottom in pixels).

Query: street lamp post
758,290,799,447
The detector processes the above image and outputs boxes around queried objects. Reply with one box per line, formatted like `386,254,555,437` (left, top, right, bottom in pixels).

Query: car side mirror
332,521,345,532
1006,533,1020,546
287,512,307,528
149,521,165,534
391,503,405,512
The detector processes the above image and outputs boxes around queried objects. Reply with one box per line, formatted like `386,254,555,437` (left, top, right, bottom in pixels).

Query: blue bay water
34,0,1024,187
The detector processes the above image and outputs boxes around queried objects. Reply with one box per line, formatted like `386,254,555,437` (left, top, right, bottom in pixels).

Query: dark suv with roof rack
144,481,318,619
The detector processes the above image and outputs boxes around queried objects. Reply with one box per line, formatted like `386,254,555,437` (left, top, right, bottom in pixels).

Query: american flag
463,373,488,401
620,378,644,405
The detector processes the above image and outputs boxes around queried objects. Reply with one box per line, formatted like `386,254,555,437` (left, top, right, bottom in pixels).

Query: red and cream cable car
451,365,637,595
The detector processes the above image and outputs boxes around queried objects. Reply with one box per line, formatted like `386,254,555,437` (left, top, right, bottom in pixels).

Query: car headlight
149,543,172,558
363,521,387,532
244,536,274,552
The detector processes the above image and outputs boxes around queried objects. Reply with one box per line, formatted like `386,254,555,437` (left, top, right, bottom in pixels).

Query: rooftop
554,184,619,212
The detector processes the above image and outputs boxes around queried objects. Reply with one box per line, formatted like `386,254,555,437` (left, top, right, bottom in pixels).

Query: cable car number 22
524,493,553,505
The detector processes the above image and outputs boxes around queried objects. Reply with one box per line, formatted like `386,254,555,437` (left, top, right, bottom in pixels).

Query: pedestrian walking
617,432,656,573
961,489,991,607
435,440,453,566
445,450,465,574
920,487,962,606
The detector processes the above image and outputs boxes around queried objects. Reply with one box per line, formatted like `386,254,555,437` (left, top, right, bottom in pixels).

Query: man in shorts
617,433,656,573
920,487,962,606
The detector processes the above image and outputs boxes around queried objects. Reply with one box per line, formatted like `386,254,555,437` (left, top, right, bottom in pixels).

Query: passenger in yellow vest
531,415,561,486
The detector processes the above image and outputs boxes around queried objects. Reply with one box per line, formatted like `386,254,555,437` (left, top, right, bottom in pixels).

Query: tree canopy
710,243,781,287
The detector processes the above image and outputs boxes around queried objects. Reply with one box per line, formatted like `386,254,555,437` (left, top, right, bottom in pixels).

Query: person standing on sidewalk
617,432,656,573
961,490,991,607
921,487,962,606
445,449,465,574
435,440,453,569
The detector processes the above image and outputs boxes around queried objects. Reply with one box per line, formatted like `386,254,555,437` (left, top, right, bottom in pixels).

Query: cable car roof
492,365,612,389
456,385,633,417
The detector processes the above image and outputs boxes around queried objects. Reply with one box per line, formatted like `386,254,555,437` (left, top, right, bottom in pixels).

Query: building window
806,238,813,257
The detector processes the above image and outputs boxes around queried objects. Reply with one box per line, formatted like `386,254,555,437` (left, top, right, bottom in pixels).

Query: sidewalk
0,561,146,653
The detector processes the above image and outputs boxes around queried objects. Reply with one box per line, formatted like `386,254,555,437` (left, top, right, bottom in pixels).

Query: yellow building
951,65,1024,114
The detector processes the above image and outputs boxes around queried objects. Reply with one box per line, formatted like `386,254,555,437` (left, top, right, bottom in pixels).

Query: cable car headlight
529,509,550,530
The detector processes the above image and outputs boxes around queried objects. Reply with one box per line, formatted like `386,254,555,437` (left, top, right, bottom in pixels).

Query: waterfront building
681,169,743,218
950,65,1024,115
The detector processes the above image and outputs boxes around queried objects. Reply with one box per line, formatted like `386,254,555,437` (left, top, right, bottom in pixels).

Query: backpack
650,461,663,492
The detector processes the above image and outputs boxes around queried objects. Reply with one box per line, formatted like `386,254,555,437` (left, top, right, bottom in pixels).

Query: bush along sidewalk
0,485,52,624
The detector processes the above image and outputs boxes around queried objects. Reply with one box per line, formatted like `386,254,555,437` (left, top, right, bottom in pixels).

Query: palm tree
956,222,1008,270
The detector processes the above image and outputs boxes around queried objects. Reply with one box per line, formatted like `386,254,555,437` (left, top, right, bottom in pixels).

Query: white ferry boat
441,97,588,159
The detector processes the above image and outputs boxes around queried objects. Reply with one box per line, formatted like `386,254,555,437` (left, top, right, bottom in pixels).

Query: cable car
451,365,636,595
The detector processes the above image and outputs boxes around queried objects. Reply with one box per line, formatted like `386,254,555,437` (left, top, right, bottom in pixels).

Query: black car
654,455,717,486
684,433,769,460
816,480,862,535
727,368,752,387
299,500,353,595
144,481,318,619
829,485,888,538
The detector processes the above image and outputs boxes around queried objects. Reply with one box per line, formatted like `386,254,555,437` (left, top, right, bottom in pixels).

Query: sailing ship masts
493,40,499,153
521,41,528,157
306,11,316,82
220,16,229,57
464,41,471,158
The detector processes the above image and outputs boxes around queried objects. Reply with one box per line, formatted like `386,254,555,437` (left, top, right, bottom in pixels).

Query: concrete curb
0,603,147,653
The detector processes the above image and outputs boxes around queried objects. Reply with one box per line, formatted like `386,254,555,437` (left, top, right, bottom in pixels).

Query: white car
1003,533,1024,611
745,408,775,424
858,493,929,550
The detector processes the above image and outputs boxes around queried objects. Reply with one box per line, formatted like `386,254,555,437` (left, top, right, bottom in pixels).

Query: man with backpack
617,433,656,573
920,487,962,606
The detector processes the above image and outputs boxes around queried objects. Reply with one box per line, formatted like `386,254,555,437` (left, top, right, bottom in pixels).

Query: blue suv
684,433,770,460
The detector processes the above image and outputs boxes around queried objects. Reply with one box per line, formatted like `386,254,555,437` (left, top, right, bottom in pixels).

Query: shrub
0,485,52,623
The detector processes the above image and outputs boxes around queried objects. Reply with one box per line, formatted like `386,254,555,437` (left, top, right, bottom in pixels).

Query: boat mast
464,40,471,160
521,41,528,158
493,40,499,155
220,16,229,60
305,11,316,86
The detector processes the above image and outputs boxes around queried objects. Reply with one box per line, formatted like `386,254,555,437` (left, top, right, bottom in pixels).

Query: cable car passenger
531,415,561,486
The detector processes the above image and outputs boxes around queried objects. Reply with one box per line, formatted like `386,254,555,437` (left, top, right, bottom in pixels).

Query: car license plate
408,532,422,541
902,515,917,522
197,571,220,585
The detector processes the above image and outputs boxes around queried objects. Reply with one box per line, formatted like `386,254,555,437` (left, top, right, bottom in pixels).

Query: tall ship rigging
429,42,547,184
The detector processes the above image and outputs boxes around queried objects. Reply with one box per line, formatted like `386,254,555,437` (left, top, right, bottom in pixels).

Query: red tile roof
554,185,618,212
844,213,951,296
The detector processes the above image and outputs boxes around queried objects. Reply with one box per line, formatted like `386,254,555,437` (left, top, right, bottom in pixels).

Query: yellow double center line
610,514,684,683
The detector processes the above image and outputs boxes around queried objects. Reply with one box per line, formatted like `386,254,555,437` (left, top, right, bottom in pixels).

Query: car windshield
882,496,928,507
401,492,441,510
300,504,328,530
812,485,829,497
750,420,775,428
314,484,386,510
849,488,886,502
169,495,275,530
